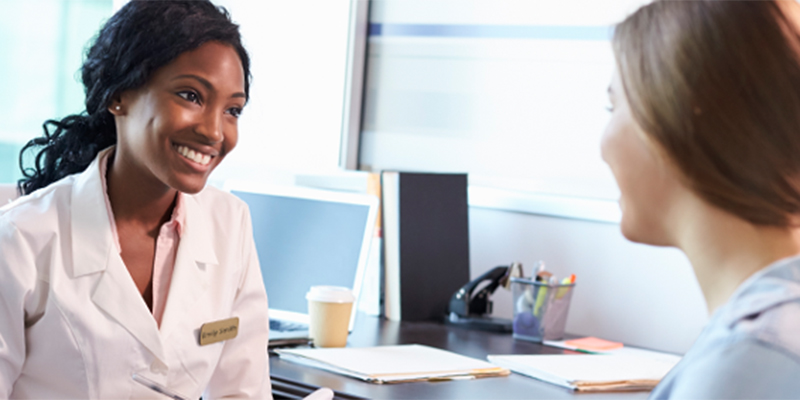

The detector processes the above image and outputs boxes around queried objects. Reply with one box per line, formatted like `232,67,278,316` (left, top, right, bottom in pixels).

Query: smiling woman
0,1,276,398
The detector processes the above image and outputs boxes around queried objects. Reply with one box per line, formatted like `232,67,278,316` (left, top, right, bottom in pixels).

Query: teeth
175,144,211,166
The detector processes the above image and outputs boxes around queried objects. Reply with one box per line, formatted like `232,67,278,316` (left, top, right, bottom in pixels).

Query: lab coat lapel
159,193,218,339
91,252,166,363
71,148,167,363
70,151,112,278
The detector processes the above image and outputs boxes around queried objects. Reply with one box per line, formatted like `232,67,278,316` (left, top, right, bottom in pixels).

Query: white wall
469,206,708,354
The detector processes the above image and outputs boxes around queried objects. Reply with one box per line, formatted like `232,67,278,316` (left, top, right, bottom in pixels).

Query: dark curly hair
18,0,251,195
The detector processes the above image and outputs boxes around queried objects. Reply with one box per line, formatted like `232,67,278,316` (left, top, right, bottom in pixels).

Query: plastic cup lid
305,286,355,303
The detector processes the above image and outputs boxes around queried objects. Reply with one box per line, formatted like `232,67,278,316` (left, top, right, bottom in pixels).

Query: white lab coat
0,150,272,399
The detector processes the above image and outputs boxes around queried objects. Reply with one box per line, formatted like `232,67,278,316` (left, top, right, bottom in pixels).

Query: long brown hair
613,0,800,226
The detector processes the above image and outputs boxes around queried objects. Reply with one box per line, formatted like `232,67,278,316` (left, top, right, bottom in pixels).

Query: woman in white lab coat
0,1,272,398
603,1,800,398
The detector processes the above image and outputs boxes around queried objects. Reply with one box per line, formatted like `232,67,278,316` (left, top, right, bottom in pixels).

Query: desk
269,315,650,399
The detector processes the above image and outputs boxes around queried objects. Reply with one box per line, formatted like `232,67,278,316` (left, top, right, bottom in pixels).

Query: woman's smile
171,142,218,171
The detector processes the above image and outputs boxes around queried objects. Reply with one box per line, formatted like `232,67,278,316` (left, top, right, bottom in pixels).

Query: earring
114,105,121,111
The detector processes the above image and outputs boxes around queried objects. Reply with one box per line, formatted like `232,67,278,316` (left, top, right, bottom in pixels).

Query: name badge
199,317,239,346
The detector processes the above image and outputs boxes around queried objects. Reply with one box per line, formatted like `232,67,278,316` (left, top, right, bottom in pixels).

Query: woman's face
601,67,686,246
112,41,246,194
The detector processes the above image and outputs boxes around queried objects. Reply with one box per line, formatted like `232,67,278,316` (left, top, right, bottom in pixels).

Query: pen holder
510,277,575,342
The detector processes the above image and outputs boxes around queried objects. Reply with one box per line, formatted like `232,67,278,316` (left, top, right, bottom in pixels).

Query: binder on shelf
381,172,470,322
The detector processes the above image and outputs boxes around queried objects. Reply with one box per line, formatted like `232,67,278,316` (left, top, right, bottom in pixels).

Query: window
209,0,365,186
0,0,114,184
358,0,649,221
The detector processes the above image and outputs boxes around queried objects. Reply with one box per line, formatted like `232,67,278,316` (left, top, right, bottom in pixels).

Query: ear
108,94,125,116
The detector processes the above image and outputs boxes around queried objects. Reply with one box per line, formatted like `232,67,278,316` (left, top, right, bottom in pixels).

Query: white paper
278,344,505,383
487,354,680,390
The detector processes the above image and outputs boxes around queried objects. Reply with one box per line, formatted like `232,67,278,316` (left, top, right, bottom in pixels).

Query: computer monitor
228,183,378,331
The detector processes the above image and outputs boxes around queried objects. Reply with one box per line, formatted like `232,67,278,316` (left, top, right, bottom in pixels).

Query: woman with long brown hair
604,1,800,397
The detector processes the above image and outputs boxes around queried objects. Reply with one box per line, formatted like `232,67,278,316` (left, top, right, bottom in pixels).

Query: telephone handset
444,262,523,332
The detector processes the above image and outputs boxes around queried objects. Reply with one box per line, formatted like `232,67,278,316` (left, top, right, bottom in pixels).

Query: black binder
381,172,471,322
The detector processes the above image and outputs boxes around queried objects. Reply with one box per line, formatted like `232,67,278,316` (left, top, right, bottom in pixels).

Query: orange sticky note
564,337,624,351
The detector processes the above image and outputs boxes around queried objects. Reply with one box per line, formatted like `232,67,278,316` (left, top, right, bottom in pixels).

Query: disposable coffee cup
306,286,355,348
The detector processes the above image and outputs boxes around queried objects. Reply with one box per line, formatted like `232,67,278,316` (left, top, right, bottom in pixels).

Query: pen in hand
132,373,189,400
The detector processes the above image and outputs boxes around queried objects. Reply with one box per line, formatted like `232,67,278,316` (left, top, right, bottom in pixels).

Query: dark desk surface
269,315,651,399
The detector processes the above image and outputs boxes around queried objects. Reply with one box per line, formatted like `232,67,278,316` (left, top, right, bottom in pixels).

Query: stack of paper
487,354,680,392
277,344,509,384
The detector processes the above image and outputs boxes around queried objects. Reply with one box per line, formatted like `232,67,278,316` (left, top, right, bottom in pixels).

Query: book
487,354,680,392
277,344,510,384
381,172,470,321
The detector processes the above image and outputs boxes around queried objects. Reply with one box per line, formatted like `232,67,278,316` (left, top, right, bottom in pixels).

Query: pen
533,277,553,317
533,260,545,276
555,274,575,299
132,374,189,400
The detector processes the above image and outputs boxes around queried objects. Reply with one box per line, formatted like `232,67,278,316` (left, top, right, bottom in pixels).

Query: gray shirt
650,256,800,399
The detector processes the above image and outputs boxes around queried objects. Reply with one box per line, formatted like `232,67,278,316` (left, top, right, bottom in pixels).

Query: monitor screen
232,190,372,315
